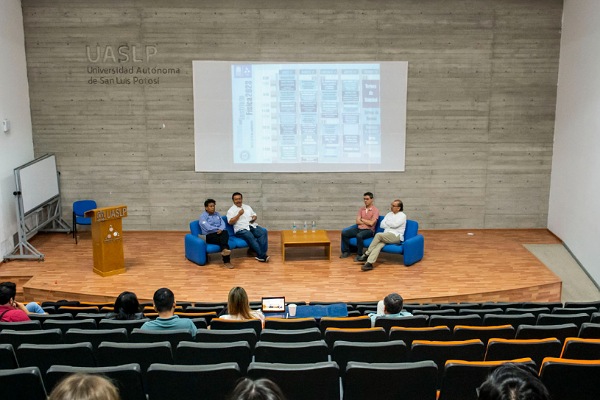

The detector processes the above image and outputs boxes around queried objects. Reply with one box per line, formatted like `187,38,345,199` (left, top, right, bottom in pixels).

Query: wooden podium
84,205,128,277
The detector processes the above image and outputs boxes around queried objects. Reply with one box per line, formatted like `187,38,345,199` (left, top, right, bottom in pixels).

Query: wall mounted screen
193,61,407,172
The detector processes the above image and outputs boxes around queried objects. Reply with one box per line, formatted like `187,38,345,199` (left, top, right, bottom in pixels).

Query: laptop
261,296,287,318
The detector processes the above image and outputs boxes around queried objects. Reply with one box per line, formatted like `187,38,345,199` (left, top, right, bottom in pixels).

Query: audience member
368,292,412,326
0,281,45,314
226,192,269,262
356,199,406,271
48,372,120,400
200,198,234,269
340,192,380,260
105,291,144,320
229,377,287,400
140,288,197,337
0,282,31,322
477,363,550,400
221,286,265,326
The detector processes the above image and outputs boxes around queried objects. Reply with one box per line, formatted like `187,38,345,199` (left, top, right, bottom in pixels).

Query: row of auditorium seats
2,351,599,400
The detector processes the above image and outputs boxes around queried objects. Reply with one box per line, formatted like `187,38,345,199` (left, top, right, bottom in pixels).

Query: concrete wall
21,0,562,231
0,0,34,256
549,0,600,283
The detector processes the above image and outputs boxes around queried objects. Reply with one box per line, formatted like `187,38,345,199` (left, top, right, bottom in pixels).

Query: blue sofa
341,216,424,266
185,216,250,266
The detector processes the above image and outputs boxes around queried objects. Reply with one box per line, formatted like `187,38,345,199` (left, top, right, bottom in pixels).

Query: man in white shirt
357,199,406,271
226,192,269,262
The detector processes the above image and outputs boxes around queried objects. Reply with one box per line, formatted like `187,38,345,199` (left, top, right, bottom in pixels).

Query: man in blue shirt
141,288,197,337
368,292,412,327
200,198,233,269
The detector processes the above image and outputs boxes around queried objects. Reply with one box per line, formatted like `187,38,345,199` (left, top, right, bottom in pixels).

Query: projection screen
193,61,407,172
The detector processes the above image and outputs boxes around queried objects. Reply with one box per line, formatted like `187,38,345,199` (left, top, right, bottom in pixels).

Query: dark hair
383,293,403,314
113,291,141,319
477,363,550,400
363,192,374,199
393,199,403,212
204,198,216,207
0,282,17,305
229,377,286,400
153,288,175,313
232,192,243,201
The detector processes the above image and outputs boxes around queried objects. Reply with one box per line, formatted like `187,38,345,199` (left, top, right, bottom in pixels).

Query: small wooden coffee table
281,230,331,262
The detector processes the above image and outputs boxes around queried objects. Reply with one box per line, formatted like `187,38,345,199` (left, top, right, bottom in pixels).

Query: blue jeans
26,302,45,314
341,226,374,255
236,226,268,258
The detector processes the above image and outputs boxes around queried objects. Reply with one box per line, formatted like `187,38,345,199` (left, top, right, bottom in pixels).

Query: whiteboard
15,154,60,215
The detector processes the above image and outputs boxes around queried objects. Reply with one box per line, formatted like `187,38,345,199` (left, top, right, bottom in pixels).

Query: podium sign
84,205,127,277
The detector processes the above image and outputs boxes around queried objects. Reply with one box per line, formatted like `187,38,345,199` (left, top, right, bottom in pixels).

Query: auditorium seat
578,322,600,338
186,305,225,314
195,327,257,350
515,323,579,342
485,338,562,366
458,308,504,318
429,314,482,329
0,320,41,331
247,361,340,400
64,328,128,352
332,340,409,378
403,303,439,313
0,366,47,400
319,315,371,333
521,301,563,310
174,312,212,327
175,341,252,373
0,343,18,369
410,339,485,386
539,357,600,400
16,342,96,378
98,318,149,334
42,318,97,334
439,303,481,313
210,317,262,335
130,328,194,349
413,309,457,316
343,360,438,400
389,326,453,347
46,364,146,400
536,312,591,328
552,306,597,315
0,328,63,348
560,337,600,360
438,358,536,400
74,312,109,324
264,317,318,330
28,313,73,321
482,312,536,329
564,300,600,309
324,327,388,349
259,327,322,343
453,324,515,343
374,315,429,331
505,307,551,317
96,341,173,384
147,362,242,400
57,305,100,316
254,340,329,365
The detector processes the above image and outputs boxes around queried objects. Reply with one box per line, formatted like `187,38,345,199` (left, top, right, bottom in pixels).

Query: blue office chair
73,200,97,244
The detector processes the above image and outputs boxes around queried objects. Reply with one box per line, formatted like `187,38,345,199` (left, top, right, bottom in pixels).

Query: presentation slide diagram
231,63,382,164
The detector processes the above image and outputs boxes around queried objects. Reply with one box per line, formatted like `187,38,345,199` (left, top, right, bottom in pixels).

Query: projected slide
193,61,407,172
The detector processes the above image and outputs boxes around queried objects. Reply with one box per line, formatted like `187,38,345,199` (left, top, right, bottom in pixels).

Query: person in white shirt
226,192,269,262
357,199,406,271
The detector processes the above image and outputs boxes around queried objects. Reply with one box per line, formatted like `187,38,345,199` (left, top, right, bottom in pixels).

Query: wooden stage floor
0,229,562,305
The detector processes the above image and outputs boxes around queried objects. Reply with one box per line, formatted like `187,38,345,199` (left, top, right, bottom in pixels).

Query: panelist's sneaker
339,252,350,258
223,262,234,269
221,248,231,256
255,256,270,263
355,254,368,262
361,262,374,271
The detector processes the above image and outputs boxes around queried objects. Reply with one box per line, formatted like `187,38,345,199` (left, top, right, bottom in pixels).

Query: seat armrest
402,234,424,266
185,234,208,266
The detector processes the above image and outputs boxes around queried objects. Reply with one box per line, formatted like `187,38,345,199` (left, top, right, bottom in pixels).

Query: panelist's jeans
365,232,402,264
235,226,268,258
341,227,374,255
206,231,231,263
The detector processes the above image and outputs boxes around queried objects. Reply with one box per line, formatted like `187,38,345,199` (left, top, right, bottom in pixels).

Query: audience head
229,377,286,400
153,288,175,313
383,292,403,314
477,363,550,400
227,286,253,319
204,198,216,208
0,282,17,305
113,291,141,318
48,373,120,400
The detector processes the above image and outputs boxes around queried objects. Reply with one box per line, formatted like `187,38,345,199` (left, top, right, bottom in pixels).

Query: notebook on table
261,296,287,318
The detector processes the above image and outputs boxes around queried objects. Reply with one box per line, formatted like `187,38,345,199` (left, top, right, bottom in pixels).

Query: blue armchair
341,216,424,266
185,216,249,266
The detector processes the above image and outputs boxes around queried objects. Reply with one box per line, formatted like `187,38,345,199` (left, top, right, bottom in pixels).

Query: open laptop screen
261,297,286,313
